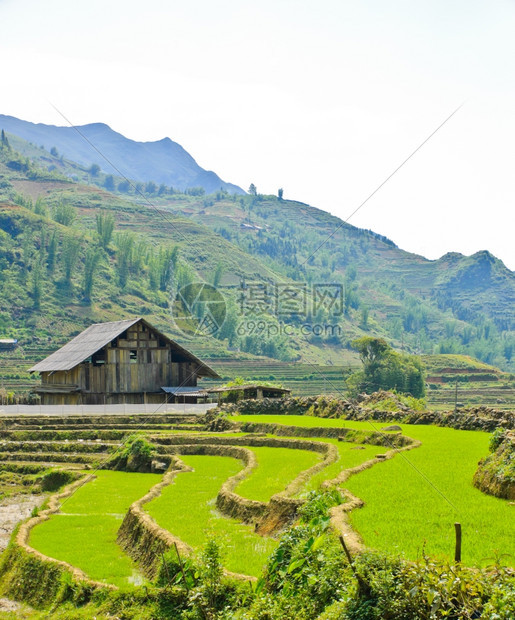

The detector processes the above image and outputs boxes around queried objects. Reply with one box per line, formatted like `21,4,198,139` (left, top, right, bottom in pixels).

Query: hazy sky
1,0,514,269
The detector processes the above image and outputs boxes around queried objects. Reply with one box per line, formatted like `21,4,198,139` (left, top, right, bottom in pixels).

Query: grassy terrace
235,414,515,566
29,470,161,587
235,446,321,501
146,455,277,577
302,438,386,493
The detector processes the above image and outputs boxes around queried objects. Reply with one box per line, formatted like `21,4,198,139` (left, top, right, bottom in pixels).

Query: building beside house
0,338,18,352
30,318,219,405
207,383,291,403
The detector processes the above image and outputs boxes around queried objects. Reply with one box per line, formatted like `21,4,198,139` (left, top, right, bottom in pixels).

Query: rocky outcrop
211,396,514,432
211,395,359,418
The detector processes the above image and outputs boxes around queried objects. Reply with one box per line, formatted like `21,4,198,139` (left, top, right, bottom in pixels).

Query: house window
92,350,106,366
147,350,152,363
130,350,138,364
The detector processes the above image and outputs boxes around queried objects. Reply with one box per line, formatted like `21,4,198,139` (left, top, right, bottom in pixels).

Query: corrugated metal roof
162,387,209,396
29,318,220,378
207,384,291,393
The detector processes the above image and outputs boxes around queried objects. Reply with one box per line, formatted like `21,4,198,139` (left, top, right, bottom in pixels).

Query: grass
234,414,364,429
344,423,515,567
146,455,277,577
29,470,161,587
235,446,321,501
300,438,386,493
234,415,515,567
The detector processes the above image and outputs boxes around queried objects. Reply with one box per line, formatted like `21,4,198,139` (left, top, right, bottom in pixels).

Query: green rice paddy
235,446,321,501
29,470,161,587
301,438,386,493
146,455,277,577
26,414,515,587
235,414,515,566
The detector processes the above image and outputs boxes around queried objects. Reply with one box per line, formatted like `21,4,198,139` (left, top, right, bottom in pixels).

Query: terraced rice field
146,455,278,577
29,470,161,587
6,409,513,589
235,446,321,501
235,414,515,566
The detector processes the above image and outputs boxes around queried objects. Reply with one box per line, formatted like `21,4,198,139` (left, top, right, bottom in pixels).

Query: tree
158,246,178,291
347,336,425,398
89,163,100,177
96,212,115,249
30,260,43,309
50,146,59,157
212,262,224,287
82,248,102,303
360,305,369,329
61,236,81,288
114,232,135,289
278,188,284,200
1,130,10,150
104,175,115,191
118,180,131,193
53,200,76,227
46,230,58,274
145,181,157,194
34,197,47,217
248,183,257,195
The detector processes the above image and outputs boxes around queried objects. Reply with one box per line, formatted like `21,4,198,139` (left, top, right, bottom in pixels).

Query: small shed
30,318,220,405
0,339,18,352
208,384,291,403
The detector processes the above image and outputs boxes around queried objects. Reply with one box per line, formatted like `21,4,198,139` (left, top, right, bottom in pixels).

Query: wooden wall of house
39,321,199,403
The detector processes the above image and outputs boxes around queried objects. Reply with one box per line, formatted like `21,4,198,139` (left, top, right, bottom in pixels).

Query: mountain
0,115,244,195
0,127,514,403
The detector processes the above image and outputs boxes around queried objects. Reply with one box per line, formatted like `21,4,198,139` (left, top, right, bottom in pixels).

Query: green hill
0,128,514,403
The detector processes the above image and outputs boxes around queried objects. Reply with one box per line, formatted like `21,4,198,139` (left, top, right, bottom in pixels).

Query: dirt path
0,494,46,554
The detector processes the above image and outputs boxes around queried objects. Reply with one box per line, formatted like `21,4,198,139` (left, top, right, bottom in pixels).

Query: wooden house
30,318,219,405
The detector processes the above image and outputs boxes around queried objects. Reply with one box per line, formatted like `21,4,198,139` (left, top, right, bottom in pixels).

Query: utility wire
300,103,465,266
302,357,461,515
49,103,199,250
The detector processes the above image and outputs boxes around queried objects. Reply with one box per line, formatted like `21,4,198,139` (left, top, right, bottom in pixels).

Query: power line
300,103,465,266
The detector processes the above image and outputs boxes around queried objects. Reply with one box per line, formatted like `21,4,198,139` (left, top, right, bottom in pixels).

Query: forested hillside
0,127,514,400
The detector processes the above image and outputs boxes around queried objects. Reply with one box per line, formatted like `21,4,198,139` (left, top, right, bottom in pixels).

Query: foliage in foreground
3,490,513,619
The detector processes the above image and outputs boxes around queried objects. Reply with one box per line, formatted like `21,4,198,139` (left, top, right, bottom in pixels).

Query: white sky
1,0,514,269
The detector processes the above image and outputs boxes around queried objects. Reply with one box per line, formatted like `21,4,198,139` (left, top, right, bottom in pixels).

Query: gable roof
29,318,220,378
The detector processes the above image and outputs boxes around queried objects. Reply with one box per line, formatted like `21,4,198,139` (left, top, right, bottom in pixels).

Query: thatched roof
29,318,220,378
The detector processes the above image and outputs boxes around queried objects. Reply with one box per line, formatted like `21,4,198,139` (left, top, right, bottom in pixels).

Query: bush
38,469,78,492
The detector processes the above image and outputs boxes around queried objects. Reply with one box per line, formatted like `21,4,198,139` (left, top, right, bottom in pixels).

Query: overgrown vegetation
346,337,426,398
474,429,515,499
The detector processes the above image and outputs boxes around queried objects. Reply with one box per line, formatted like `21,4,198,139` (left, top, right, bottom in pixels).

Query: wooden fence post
454,522,462,563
